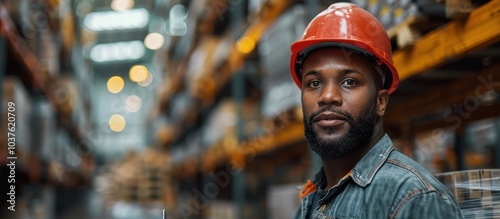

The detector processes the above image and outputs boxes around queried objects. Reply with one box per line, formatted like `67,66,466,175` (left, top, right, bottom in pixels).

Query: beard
304,101,377,161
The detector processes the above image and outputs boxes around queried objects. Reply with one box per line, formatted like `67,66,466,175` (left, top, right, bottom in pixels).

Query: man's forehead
300,47,383,87
302,48,374,72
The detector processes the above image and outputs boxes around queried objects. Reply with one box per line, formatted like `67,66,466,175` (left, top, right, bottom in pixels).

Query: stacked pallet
119,167,167,203
99,149,171,204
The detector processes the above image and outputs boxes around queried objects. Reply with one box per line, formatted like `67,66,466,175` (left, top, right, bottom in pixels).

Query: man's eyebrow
340,68,363,75
303,68,364,78
303,70,320,78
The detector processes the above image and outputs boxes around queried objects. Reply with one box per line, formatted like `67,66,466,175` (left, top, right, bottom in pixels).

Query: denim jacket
295,134,464,219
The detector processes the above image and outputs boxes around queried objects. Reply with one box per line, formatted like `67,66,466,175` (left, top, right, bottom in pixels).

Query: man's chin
307,126,359,160
315,135,343,146
313,126,348,141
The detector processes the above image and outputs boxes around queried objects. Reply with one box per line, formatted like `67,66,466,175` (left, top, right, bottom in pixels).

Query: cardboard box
435,169,500,218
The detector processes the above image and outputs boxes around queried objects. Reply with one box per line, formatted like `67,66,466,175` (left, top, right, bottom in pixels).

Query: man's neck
322,127,385,189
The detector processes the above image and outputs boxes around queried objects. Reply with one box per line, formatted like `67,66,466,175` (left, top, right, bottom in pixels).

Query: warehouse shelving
0,3,94,184
149,0,291,142
393,0,500,81
385,61,500,128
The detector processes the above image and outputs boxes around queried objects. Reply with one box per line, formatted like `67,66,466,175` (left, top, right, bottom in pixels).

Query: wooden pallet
120,185,165,202
444,0,488,19
387,16,447,50
387,0,490,50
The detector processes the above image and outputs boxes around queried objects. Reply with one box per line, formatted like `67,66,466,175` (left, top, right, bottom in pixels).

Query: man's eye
342,79,357,87
309,80,321,88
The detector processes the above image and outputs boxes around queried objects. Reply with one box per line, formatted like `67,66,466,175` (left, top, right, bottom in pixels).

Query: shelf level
393,0,500,80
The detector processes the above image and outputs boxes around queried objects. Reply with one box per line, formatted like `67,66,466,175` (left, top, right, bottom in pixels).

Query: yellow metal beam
228,0,291,75
229,120,305,169
393,0,500,80
385,62,500,125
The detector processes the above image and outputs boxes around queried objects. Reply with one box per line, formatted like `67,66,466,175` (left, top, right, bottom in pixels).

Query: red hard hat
290,3,399,94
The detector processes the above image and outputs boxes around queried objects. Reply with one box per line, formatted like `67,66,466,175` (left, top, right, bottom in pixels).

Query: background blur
0,0,499,218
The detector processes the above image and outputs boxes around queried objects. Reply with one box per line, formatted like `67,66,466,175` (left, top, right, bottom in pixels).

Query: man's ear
377,89,389,117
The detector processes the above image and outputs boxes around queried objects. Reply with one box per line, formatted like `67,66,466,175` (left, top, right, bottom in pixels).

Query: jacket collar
351,134,394,187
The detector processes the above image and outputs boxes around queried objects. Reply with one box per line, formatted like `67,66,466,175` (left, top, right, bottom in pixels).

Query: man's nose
317,83,342,106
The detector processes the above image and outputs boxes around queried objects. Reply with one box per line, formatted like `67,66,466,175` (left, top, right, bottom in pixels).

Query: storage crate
435,169,500,218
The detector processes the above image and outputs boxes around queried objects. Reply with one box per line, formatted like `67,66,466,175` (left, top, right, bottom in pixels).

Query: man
289,3,464,219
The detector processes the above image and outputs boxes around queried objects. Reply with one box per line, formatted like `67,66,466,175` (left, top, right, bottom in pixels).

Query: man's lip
316,119,346,127
313,111,347,122
313,112,347,127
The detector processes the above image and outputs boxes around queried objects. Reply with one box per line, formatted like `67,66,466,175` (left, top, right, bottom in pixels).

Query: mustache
308,107,355,125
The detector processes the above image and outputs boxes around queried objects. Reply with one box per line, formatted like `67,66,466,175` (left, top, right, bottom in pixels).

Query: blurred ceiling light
109,114,126,132
129,65,149,82
83,8,148,31
237,36,256,54
138,72,153,87
170,4,188,20
169,20,187,36
90,41,145,62
111,0,134,12
144,33,165,50
125,95,142,112
107,76,125,93
168,4,187,36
